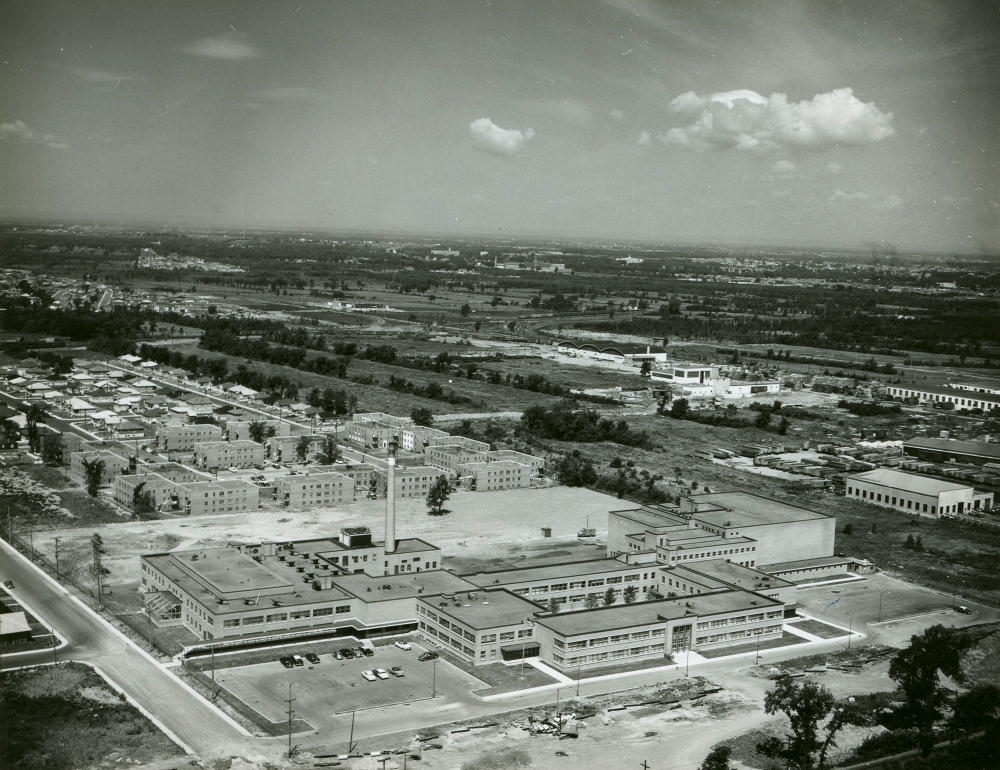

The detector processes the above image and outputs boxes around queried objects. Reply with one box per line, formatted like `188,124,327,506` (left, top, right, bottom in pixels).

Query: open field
0,663,185,770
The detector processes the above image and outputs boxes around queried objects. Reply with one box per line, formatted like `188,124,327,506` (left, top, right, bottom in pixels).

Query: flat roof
610,505,687,529
390,538,441,555
536,590,781,637
333,570,475,603
691,492,830,527
461,558,641,587
762,555,859,572
891,384,1000,405
904,436,1000,461
676,559,794,591
848,467,969,495
425,588,543,629
169,548,294,594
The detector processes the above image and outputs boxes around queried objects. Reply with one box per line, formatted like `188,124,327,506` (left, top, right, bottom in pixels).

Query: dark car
417,651,439,662
305,652,321,664
3,580,13,590
955,605,972,615
280,657,294,668
360,647,374,658
339,648,355,659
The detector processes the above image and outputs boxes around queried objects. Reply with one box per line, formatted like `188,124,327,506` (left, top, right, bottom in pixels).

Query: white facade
846,468,990,517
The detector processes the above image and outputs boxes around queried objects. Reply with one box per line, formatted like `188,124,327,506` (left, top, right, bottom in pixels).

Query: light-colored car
361,670,377,682
388,666,404,677
375,668,389,680
394,641,411,651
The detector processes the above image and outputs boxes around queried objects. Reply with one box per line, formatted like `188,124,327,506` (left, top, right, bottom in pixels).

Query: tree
842,524,854,535
474,320,482,332
670,398,690,420
24,403,47,453
0,417,20,449
584,593,600,610
755,410,773,429
699,746,732,770
460,303,471,317
640,360,653,377
547,597,561,614
757,678,868,770
295,435,312,462
602,587,618,606
41,433,64,466
317,435,340,465
949,684,1000,740
888,625,990,755
426,475,451,515
656,391,674,415
623,585,639,604
411,407,434,427
91,532,104,574
132,481,156,520
554,451,598,487
82,458,105,497
247,420,268,444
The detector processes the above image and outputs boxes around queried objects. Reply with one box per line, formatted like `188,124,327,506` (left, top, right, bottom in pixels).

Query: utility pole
755,631,761,666
555,687,562,736
284,682,296,758
432,659,437,698
53,537,61,581
29,529,34,561
348,708,356,755
576,661,581,696
640,761,650,770
847,616,853,650
211,647,217,699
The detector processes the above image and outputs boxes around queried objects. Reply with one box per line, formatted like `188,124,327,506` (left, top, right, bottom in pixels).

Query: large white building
276,471,355,507
846,467,992,517
193,440,265,469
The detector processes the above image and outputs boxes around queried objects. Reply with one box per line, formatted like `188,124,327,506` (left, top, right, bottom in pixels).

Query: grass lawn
792,618,851,639
698,631,810,660
0,663,185,769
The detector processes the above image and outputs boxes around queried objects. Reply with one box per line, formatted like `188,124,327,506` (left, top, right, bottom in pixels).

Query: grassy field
0,663,185,769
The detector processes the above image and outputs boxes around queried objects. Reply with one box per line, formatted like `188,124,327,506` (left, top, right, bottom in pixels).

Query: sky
1,0,998,253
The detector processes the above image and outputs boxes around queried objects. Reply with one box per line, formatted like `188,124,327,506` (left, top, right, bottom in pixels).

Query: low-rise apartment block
427,444,489,476
374,465,443,499
225,419,290,442
157,422,223,452
276,471,354,507
461,460,530,491
193,440,266,469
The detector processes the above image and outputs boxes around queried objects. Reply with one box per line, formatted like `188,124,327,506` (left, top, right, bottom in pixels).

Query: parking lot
212,640,487,735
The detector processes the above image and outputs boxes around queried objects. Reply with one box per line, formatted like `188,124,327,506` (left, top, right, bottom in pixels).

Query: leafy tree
949,684,1000,740
317,435,340,465
757,678,868,770
474,320,482,331
132,481,156,520
640,360,653,377
554,451,598,487
584,593,600,610
82,458,105,497
0,417,20,449
699,745,732,770
646,586,663,601
91,532,104,573
40,433,64,466
669,398,690,419
460,303,471,317
295,435,312,462
24,403,47,453
623,585,639,604
602,587,618,606
755,410,773,429
842,524,854,535
247,420,268,444
426,475,451,515
547,597,561,614
411,407,434,427
888,625,990,755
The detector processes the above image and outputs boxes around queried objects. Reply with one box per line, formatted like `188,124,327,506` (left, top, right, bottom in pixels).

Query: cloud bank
183,36,258,60
660,88,894,153
0,119,68,150
469,118,534,157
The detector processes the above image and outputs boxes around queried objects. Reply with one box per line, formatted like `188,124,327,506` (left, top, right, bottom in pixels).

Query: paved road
0,390,101,441
0,538,258,761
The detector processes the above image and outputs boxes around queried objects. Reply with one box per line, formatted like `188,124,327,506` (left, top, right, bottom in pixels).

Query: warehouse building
903,436,1000,467
884,384,1000,412
193,440,266,470
846,467,992,517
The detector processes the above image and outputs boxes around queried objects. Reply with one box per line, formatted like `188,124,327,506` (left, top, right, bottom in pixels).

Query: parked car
360,647,374,658
3,580,13,590
375,668,389,680
340,648,355,659
280,657,294,668
361,670,377,682
292,655,304,667
353,647,366,658
955,605,972,615
394,641,412,651
417,651,439,662
305,652,320,664
389,666,404,677
332,650,344,660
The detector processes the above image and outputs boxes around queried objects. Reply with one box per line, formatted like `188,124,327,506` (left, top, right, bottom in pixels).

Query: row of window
553,627,664,650
694,611,780,630
696,624,782,645
220,604,351,629
849,486,938,515
663,545,756,561
553,644,665,666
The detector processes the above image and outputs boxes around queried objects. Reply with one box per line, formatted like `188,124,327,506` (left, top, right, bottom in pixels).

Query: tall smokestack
386,436,397,554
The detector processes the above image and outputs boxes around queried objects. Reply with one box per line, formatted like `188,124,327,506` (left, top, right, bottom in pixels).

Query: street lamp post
53,536,61,581
431,659,437,698
877,591,888,623
847,616,853,650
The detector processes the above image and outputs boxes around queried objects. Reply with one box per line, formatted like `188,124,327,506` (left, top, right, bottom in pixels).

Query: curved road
0,538,261,761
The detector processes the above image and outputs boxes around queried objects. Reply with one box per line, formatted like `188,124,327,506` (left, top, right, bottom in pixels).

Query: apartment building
488,449,544,474
427,444,489,476
157,422,223,452
460,460,531,491
70,448,131,485
276,471,354,508
374,465,442,499
193,440,266,469
225,419,290,442
398,425,450,453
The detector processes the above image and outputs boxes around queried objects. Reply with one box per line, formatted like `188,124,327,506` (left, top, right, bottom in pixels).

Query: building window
242,616,264,626
223,619,240,628
266,613,288,623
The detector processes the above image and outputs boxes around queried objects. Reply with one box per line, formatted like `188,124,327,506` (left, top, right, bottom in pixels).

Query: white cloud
637,131,651,146
826,161,843,176
829,190,869,203
183,36,258,60
660,87,894,153
469,118,534,157
767,159,799,180
609,109,625,120
0,119,68,150
872,195,903,211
